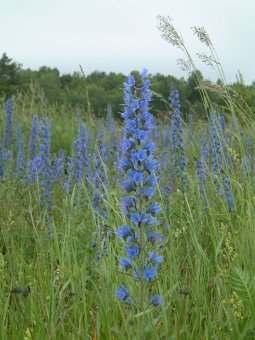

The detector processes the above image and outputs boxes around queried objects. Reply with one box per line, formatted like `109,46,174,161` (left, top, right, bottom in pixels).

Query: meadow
1,20,255,340
0,69,255,340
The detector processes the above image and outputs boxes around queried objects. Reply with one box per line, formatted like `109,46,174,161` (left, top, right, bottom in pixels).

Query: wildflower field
1,18,255,340
1,67,255,340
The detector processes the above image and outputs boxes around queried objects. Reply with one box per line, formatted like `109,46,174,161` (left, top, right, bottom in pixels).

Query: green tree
0,53,22,96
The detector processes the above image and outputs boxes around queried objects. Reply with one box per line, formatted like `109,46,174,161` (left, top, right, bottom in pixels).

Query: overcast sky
1,0,255,83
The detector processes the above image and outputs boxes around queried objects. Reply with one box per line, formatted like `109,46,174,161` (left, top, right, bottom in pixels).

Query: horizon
3,52,253,86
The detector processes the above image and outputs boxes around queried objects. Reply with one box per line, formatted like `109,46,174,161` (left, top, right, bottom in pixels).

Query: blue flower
139,186,155,199
27,155,41,182
71,122,90,183
150,294,163,306
223,175,235,210
116,285,131,303
52,150,65,181
147,202,161,215
92,134,109,218
169,89,187,188
122,178,136,192
209,113,235,209
131,149,147,163
125,244,140,258
147,231,164,244
121,196,137,215
144,158,158,172
116,224,133,239
219,114,225,131
209,112,225,176
128,170,144,185
15,123,25,176
129,212,145,225
148,251,164,264
116,70,163,308
119,158,132,172
144,266,157,281
119,257,132,269
130,212,158,226
37,120,55,238
122,138,135,152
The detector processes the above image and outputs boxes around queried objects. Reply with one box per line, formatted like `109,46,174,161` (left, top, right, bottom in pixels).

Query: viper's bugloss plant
209,112,225,177
72,122,90,183
169,89,187,189
219,114,225,131
209,112,235,210
92,135,108,218
222,175,235,210
116,69,163,310
52,149,65,183
38,120,54,236
15,123,25,176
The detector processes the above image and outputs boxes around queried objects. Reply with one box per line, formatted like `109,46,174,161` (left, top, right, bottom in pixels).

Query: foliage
4,52,255,120
0,74,255,338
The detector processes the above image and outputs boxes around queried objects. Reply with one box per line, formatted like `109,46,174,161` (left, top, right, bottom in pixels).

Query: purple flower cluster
92,132,109,218
0,98,14,176
38,120,54,220
209,113,235,210
27,119,56,236
169,89,187,188
15,123,25,176
116,70,163,307
72,122,90,183
209,112,225,176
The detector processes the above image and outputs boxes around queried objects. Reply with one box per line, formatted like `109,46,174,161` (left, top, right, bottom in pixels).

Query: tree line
1,53,255,119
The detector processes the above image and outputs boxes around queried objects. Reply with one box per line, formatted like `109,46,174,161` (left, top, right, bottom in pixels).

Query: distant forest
1,52,255,120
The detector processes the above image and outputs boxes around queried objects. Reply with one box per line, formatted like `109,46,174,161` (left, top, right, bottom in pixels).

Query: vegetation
2,52,255,120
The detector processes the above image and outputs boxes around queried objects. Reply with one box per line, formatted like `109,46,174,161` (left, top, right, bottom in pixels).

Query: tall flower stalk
38,119,54,237
209,112,235,210
72,122,90,184
92,135,108,218
116,70,163,311
15,123,25,176
169,89,187,189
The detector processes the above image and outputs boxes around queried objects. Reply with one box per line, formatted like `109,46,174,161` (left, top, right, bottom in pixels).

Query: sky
1,0,255,83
